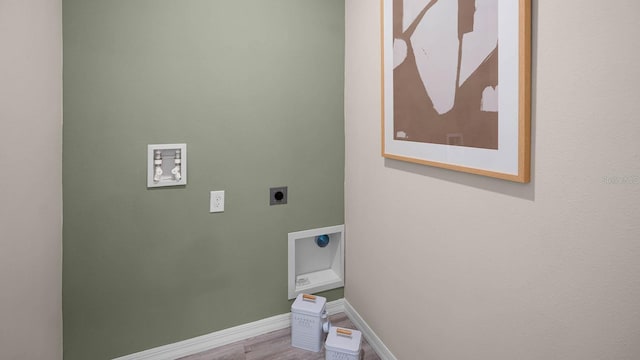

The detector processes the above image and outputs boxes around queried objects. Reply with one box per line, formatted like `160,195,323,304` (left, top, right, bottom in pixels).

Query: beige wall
0,0,62,359
345,1,640,359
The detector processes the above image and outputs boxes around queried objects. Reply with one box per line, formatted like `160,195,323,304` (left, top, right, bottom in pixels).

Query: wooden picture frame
381,0,531,183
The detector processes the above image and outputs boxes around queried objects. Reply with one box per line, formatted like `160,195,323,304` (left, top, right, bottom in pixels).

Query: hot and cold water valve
153,149,181,182
147,144,187,188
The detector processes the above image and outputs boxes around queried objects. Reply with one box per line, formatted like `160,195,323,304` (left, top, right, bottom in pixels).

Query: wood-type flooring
179,312,380,360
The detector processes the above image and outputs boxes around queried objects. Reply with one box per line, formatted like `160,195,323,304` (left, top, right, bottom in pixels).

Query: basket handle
302,294,317,302
337,328,353,338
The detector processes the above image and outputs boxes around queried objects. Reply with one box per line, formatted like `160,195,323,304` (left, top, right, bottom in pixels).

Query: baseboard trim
113,298,346,360
343,299,398,360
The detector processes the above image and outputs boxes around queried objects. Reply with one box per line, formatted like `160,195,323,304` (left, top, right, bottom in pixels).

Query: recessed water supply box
288,225,345,300
147,144,187,188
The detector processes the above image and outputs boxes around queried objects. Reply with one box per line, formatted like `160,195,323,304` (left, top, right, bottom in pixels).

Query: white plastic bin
325,327,362,360
291,293,328,352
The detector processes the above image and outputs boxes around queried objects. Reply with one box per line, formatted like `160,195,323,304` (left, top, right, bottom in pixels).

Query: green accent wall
62,1,345,358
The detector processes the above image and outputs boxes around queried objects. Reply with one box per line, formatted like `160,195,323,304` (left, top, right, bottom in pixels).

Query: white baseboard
343,299,398,360
326,297,346,314
113,298,346,360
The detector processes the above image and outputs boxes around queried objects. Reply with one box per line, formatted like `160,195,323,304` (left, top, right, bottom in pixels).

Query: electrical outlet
210,190,225,213
270,186,287,205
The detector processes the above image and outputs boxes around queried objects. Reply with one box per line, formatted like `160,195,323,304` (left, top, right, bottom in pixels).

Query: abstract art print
382,0,531,182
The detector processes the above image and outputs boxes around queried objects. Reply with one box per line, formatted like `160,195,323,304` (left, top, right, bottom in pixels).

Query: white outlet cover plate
210,190,225,213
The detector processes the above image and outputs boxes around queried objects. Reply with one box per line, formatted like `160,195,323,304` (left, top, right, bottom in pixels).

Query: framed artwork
381,0,531,183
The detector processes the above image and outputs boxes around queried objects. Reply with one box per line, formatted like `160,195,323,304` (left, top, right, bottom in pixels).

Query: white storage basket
325,327,362,360
291,293,328,352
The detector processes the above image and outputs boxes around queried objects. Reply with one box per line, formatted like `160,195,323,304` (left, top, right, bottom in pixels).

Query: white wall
345,1,640,359
0,0,62,359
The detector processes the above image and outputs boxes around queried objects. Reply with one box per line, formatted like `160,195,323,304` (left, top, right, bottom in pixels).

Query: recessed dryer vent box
147,143,187,188
288,225,344,299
